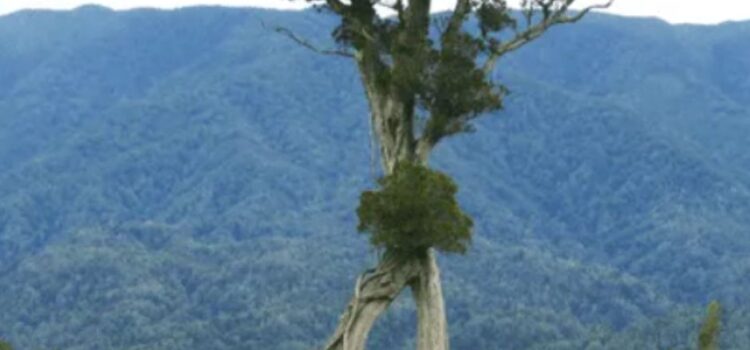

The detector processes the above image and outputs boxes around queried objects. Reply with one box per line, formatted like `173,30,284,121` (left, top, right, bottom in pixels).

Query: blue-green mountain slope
1,6,750,349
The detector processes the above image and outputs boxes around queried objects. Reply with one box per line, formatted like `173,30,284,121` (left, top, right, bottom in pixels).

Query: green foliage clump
698,301,721,350
357,162,473,255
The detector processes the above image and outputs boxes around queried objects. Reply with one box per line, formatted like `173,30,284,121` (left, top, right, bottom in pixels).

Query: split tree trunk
323,250,448,350
412,250,449,350
323,35,449,349
322,109,449,349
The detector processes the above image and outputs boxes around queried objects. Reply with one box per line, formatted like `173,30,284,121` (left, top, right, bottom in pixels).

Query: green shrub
357,162,473,255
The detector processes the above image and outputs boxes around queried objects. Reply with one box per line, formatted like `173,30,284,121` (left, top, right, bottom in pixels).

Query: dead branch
264,22,355,58
482,0,613,74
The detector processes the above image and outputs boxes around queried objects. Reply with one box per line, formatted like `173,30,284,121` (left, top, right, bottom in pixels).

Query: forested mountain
1,6,749,349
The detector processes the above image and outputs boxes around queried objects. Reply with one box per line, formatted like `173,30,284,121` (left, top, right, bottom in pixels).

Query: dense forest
1,5,750,349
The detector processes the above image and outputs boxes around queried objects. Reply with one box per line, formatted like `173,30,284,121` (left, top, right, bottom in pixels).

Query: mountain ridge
1,6,749,349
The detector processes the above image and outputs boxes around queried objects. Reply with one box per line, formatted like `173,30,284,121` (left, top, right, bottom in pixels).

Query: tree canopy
292,0,613,163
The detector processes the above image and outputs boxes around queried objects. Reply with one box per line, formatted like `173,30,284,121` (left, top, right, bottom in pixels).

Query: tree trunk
323,43,449,350
323,250,449,350
412,249,449,350
323,254,422,350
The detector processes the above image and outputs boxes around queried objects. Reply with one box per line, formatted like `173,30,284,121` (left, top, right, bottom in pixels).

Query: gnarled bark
412,249,449,350
323,253,421,350
324,60,448,348
323,250,448,350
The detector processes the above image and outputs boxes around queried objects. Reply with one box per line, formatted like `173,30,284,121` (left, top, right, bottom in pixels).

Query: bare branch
265,23,355,58
558,0,614,23
482,0,613,74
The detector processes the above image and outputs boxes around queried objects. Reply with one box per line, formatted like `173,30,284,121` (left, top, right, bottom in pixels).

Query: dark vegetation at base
699,301,722,350
1,6,750,349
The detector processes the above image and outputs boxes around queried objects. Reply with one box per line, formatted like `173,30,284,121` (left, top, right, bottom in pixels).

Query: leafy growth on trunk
357,162,472,255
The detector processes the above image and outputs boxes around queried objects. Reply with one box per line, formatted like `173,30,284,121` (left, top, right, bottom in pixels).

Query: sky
1,0,750,24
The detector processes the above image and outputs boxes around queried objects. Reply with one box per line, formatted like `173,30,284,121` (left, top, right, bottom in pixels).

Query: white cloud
1,0,749,24
592,0,750,24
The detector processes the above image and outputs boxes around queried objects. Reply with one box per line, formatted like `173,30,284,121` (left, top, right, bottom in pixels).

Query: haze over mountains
1,5,750,349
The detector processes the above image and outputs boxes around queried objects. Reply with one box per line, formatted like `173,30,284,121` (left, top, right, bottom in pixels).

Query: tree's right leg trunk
412,249,449,350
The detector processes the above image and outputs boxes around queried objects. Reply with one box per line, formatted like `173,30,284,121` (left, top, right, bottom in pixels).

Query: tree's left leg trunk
323,249,450,350
412,249,449,350
323,254,422,350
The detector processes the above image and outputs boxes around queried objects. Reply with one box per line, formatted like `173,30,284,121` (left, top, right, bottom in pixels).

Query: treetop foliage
356,162,473,255
309,0,611,148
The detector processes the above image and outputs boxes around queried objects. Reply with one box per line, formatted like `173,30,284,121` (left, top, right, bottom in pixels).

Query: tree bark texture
322,7,452,345
323,251,448,350
323,67,448,349
412,250,449,350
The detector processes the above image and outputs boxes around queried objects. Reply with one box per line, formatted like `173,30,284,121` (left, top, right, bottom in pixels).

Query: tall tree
278,0,612,349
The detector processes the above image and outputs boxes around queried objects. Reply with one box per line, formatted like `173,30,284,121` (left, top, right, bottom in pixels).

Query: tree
0,339,13,350
277,0,612,349
698,301,721,350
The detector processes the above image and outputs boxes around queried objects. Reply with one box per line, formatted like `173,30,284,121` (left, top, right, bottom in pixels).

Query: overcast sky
1,0,749,24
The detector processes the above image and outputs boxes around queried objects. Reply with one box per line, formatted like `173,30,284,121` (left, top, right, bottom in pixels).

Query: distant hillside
0,6,749,349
